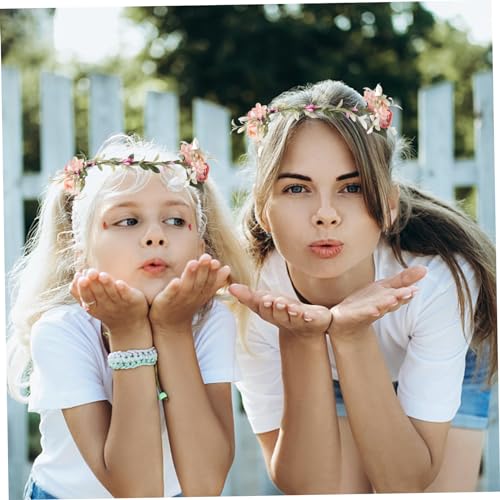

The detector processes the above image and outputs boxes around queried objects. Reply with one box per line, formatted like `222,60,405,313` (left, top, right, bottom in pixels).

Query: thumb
384,265,427,289
228,283,253,303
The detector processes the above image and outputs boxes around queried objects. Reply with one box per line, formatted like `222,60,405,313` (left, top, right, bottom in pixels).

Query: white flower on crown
166,162,189,191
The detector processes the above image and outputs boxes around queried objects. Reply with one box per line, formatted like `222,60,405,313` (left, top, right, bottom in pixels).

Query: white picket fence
2,67,497,499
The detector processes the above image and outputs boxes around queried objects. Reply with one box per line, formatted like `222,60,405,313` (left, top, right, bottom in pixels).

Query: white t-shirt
236,240,479,434
28,300,239,499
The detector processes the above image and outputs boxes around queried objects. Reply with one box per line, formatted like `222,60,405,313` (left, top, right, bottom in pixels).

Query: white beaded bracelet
108,347,158,370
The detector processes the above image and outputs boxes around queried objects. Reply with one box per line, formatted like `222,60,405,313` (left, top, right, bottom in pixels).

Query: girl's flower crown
232,84,400,146
59,138,210,194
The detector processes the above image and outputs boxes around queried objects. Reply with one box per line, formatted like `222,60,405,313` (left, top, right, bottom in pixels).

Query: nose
311,204,341,226
141,224,166,247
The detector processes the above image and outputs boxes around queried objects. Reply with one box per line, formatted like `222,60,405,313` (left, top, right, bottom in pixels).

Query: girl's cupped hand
70,269,149,334
149,253,231,334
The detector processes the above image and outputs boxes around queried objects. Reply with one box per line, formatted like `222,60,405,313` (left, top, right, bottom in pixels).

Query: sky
52,1,493,64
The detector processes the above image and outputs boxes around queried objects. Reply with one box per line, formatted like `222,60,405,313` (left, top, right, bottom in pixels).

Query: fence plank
89,74,124,156
418,82,454,201
144,91,179,151
473,71,495,240
192,98,233,200
473,71,498,492
40,72,75,180
2,66,29,500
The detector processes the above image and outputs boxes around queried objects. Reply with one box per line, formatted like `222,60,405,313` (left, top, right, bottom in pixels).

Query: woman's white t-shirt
236,240,478,434
28,300,239,499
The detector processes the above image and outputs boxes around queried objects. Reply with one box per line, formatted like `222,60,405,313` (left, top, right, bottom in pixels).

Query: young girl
7,134,250,499
229,80,496,493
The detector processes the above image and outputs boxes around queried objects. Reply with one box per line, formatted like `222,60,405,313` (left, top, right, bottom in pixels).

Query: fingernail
304,315,313,322
288,310,298,317
402,293,412,300
275,302,286,310
263,301,272,308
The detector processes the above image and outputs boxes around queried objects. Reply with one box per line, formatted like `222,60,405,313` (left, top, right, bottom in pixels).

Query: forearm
331,329,436,492
272,332,341,494
104,326,164,497
155,331,234,496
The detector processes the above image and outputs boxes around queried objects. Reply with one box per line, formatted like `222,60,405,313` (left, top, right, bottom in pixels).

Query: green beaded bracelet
108,347,157,370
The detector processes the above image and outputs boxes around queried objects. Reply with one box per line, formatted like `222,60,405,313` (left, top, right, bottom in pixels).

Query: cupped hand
229,283,332,340
149,254,231,334
330,265,427,340
70,268,149,333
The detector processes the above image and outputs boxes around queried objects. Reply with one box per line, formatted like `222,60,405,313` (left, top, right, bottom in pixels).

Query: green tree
125,3,436,156
124,2,490,158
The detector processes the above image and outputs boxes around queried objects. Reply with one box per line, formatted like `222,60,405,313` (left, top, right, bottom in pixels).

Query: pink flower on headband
180,139,210,183
363,84,394,130
63,157,86,194
248,103,269,120
64,156,85,175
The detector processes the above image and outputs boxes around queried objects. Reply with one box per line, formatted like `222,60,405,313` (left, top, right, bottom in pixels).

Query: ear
388,184,400,226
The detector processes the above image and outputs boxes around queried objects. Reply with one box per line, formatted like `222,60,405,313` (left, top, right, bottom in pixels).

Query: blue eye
166,217,186,227
343,184,362,194
284,184,307,194
116,218,138,226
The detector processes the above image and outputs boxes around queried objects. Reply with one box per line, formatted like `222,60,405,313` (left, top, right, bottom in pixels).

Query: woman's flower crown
59,138,210,194
232,84,399,145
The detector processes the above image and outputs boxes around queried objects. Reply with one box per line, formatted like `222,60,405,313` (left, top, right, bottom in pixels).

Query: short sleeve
397,262,478,422
194,301,240,384
235,312,284,434
29,310,108,412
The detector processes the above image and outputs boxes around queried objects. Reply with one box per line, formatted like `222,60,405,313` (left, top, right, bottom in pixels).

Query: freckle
188,223,192,231
102,221,108,229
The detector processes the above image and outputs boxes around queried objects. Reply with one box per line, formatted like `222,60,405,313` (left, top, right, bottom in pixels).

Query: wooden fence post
2,66,29,500
40,72,75,179
473,71,498,492
89,74,124,156
473,71,495,241
418,81,454,202
144,91,179,151
192,98,233,201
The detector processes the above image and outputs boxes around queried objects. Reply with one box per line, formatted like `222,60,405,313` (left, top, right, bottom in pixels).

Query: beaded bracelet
108,347,158,370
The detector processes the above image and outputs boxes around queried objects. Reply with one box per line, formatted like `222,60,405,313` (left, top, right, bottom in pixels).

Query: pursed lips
140,258,168,274
309,239,344,258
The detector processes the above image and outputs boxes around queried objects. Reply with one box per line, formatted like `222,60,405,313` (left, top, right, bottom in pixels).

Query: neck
287,255,375,308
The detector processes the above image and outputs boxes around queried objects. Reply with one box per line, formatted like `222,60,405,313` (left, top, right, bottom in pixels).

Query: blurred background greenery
0,0,493,462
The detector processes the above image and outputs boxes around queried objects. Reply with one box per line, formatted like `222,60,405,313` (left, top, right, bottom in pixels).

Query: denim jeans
333,348,492,429
23,476,57,499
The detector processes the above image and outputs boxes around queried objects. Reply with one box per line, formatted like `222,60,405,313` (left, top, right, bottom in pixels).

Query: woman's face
263,120,384,281
87,173,204,303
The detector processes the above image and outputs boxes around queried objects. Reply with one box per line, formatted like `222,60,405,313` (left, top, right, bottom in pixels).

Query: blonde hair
242,80,497,382
7,134,252,402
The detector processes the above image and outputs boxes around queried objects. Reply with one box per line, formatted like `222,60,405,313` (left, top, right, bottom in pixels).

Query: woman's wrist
327,320,374,352
279,327,327,350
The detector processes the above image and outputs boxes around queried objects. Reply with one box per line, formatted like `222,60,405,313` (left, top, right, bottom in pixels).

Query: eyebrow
104,199,192,211
277,171,360,182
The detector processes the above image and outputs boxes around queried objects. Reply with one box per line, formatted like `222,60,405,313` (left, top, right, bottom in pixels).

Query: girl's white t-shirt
28,300,240,499
236,240,479,434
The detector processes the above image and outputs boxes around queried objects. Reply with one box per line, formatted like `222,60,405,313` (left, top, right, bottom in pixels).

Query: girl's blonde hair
242,80,497,383
7,134,251,402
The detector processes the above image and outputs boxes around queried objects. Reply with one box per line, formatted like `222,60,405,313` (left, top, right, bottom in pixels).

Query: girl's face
263,120,388,282
87,173,204,303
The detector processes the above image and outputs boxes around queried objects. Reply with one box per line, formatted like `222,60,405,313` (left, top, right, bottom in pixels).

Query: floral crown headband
232,84,399,147
60,138,210,195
